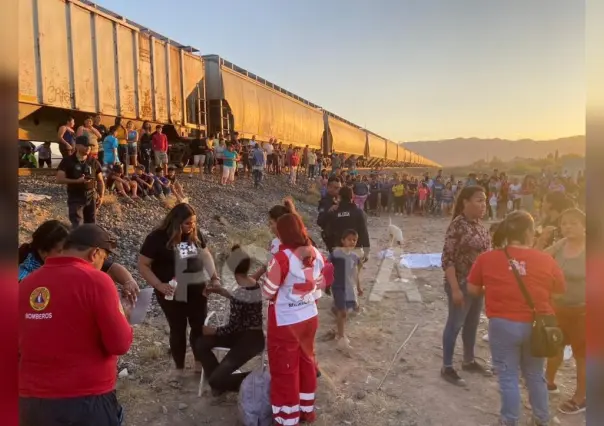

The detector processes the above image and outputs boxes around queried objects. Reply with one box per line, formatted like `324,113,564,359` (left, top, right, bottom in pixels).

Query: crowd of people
314,166,585,221
17,116,587,425
440,185,585,425
18,194,347,425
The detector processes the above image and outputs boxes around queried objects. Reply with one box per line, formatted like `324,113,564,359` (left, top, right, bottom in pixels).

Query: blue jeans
405,194,416,214
442,289,483,367
489,318,549,425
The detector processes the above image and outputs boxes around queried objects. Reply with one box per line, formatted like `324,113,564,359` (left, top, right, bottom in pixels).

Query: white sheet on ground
19,192,51,202
399,253,442,269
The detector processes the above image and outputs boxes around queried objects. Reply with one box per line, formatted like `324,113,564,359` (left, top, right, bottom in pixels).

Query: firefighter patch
30,287,50,311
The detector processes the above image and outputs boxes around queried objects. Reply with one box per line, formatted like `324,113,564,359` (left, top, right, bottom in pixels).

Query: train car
397,144,405,166
18,0,207,142
204,55,324,150
366,131,386,166
402,147,410,165
324,112,366,159
17,0,440,168
385,140,398,165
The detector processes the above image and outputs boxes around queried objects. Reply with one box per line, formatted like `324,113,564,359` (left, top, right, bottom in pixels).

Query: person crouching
262,213,328,425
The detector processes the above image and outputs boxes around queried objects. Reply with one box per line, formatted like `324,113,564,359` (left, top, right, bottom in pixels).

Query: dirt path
119,215,584,426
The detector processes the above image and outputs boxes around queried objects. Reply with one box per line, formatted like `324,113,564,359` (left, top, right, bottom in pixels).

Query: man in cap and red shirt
19,224,133,426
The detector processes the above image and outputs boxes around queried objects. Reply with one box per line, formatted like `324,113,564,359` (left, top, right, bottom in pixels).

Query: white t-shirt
509,183,522,199
263,143,274,155
215,145,225,159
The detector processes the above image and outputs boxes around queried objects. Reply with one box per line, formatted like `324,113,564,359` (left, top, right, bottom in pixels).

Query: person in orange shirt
467,211,566,426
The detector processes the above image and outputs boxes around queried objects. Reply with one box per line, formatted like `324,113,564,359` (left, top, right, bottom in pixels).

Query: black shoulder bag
503,248,564,358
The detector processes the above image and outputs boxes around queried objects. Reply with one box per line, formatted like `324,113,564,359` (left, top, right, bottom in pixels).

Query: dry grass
226,225,272,248
102,193,118,205
295,185,321,206
298,210,313,225
117,379,155,406
139,345,164,363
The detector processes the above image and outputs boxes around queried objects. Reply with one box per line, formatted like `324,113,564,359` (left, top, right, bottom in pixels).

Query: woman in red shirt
467,211,566,426
290,148,301,186
262,213,328,425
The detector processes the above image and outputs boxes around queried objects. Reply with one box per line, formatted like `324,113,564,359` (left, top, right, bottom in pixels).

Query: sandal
558,399,586,415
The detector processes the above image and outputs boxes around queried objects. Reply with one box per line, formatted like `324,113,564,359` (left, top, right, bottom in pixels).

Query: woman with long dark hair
467,210,565,425
262,213,327,425
544,208,586,414
138,203,219,378
139,121,153,172
19,220,70,282
440,186,491,386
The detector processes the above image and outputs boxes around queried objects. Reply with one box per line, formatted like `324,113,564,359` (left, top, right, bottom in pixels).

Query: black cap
75,135,90,147
67,224,117,253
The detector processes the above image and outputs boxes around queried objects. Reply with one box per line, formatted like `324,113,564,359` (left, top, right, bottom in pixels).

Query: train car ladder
220,99,230,137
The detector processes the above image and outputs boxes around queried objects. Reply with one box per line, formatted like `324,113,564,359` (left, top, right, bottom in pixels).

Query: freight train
18,0,439,168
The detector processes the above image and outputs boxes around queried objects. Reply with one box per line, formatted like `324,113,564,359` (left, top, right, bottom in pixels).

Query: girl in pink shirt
418,183,429,214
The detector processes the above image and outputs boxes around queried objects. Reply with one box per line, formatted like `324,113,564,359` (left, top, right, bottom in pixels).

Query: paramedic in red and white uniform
262,213,327,425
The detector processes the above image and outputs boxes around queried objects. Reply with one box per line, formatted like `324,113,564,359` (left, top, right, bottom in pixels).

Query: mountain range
401,136,585,167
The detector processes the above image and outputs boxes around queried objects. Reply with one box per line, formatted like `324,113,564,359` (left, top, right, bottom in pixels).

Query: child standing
290,149,300,185
391,179,406,215
489,192,498,220
103,126,119,168
418,183,429,215
329,229,363,352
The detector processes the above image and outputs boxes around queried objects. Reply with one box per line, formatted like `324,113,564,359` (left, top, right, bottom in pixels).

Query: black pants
394,196,405,213
117,145,128,165
68,197,96,228
194,329,264,392
252,169,263,187
140,148,152,173
156,285,207,369
136,185,149,198
39,158,52,168
308,164,315,177
20,391,123,426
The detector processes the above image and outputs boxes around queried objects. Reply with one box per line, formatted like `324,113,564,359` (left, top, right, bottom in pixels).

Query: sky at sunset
95,0,585,142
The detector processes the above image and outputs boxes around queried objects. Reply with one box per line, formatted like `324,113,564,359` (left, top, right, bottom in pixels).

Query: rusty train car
18,0,439,168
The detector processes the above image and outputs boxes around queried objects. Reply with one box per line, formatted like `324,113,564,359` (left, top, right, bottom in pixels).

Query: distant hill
401,136,585,167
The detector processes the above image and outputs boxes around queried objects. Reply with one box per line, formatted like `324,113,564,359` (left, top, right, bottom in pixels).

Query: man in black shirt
92,115,108,165
317,176,342,251
324,186,370,260
189,134,207,177
56,136,105,228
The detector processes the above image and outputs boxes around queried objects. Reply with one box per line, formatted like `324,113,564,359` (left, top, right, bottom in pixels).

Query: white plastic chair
197,311,266,397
